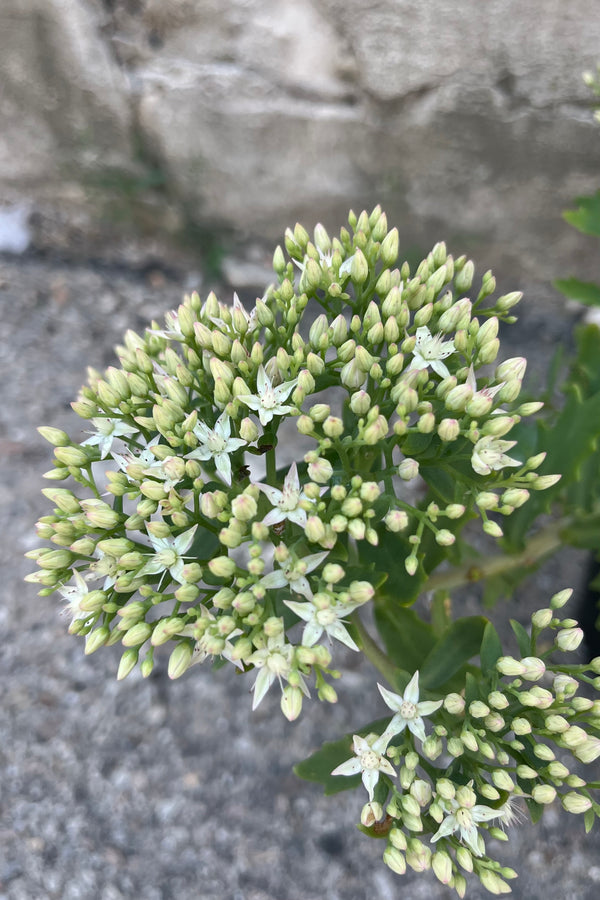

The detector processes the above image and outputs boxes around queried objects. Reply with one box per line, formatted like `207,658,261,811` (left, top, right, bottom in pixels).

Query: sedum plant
27,207,600,896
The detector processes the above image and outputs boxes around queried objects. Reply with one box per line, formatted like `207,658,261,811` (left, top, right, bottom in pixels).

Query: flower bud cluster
335,590,600,896
29,207,555,721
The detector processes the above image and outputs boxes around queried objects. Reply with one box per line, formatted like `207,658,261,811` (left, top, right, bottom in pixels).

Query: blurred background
2,2,600,899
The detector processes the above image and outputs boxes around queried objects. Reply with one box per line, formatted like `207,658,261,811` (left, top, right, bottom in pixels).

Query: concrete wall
1,0,599,278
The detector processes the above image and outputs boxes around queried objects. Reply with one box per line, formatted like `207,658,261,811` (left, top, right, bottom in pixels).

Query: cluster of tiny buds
327,589,600,896
28,207,560,728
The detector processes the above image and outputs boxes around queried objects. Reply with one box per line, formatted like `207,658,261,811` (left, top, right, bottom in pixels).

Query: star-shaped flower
137,525,197,586
260,550,328,600
377,671,443,744
151,308,186,341
247,632,297,709
86,550,119,591
178,612,244,670
294,248,356,278
210,292,258,335
284,597,361,650
186,412,246,486
408,326,456,379
112,439,160,473
331,733,397,801
256,462,309,527
81,417,138,459
471,435,521,476
431,795,500,856
142,455,185,492
236,365,297,427
57,570,93,625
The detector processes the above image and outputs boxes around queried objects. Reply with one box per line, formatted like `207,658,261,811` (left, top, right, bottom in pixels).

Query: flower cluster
331,590,600,896
27,207,557,721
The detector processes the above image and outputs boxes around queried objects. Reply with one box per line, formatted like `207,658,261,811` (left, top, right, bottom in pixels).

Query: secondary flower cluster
28,207,557,718
331,590,600,896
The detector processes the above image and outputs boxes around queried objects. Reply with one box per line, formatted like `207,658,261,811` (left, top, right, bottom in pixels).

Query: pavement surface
1,251,599,900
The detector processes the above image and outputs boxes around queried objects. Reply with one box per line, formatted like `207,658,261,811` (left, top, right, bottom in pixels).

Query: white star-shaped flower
431,797,500,856
178,612,244,670
408,326,455,379
294,248,355,278
81,417,138,459
57,570,93,625
284,597,362,650
471,435,521,476
112,439,161,473
260,550,329,600
236,365,297,427
137,525,197,586
186,412,246,486
86,550,119,591
256,462,309,528
151,309,186,341
377,671,443,744
142,456,185,492
218,292,258,334
331,733,397,801
247,632,298,709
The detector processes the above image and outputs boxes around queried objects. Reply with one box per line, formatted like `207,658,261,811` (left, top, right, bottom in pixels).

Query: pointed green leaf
526,797,544,825
374,604,435,674
420,616,488,690
480,622,503,677
584,806,595,834
510,619,532,657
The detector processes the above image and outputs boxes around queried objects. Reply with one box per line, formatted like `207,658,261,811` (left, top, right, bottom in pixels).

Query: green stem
352,612,398,686
425,516,569,593
266,447,277,484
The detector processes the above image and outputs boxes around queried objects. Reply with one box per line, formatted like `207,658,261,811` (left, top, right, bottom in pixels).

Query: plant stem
425,516,570,593
266,447,277,485
352,612,398,686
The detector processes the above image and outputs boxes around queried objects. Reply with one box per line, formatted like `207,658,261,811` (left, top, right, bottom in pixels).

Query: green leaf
563,190,600,237
374,605,435,674
480,622,503,677
526,797,544,825
362,530,427,606
554,278,600,308
510,619,532,657
419,616,488,691
294,717,390,795
584,806,595,834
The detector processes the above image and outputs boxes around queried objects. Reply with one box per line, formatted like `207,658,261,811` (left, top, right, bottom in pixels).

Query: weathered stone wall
1,0,599,278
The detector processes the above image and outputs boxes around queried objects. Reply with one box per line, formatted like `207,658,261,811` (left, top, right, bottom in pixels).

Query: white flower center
261,387,277,410
456,807,473,830
316,609,337,626
267,651,289,676
206,432,227,453
360,750,381,770
157,548,178,568
400,700,417,719
279,488,299,511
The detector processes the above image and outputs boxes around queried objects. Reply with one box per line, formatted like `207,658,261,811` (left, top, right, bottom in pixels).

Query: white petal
286,507,307,527
331,757,362,778
404,670,420,704
361,769,379,801
302,621,323,647
291,576,313,599
284,600,314,622
262,508,286,526
408,717,427,743
472,805,501,824
431,359,451,378
260,571,288,590
173,525,198,554
377,682,403,713
431,816,458,843
417,699,443,716
284,462,300,492
326,620,359,651
257,366,269,393
252,667,274,709
215,452,232,485
303,550,330,572
257,483,284,505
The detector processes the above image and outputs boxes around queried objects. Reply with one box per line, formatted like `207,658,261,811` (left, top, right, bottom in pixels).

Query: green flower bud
561,792,592,814
555,628,583,652
208,556,236,579
38,426,71,447
444,384,473,412
533,743,555,761
398,458,419,481
84,626,111,655
80,499,121,529
550,588,573,609
454,260,474,292
385,510,409,532
351,248,369,284
383,845,406,875
380,228,399,266
455,846,474,873
117,649,139,681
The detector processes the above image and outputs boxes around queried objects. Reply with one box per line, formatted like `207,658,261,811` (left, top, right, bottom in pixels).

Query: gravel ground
1,251,599,900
